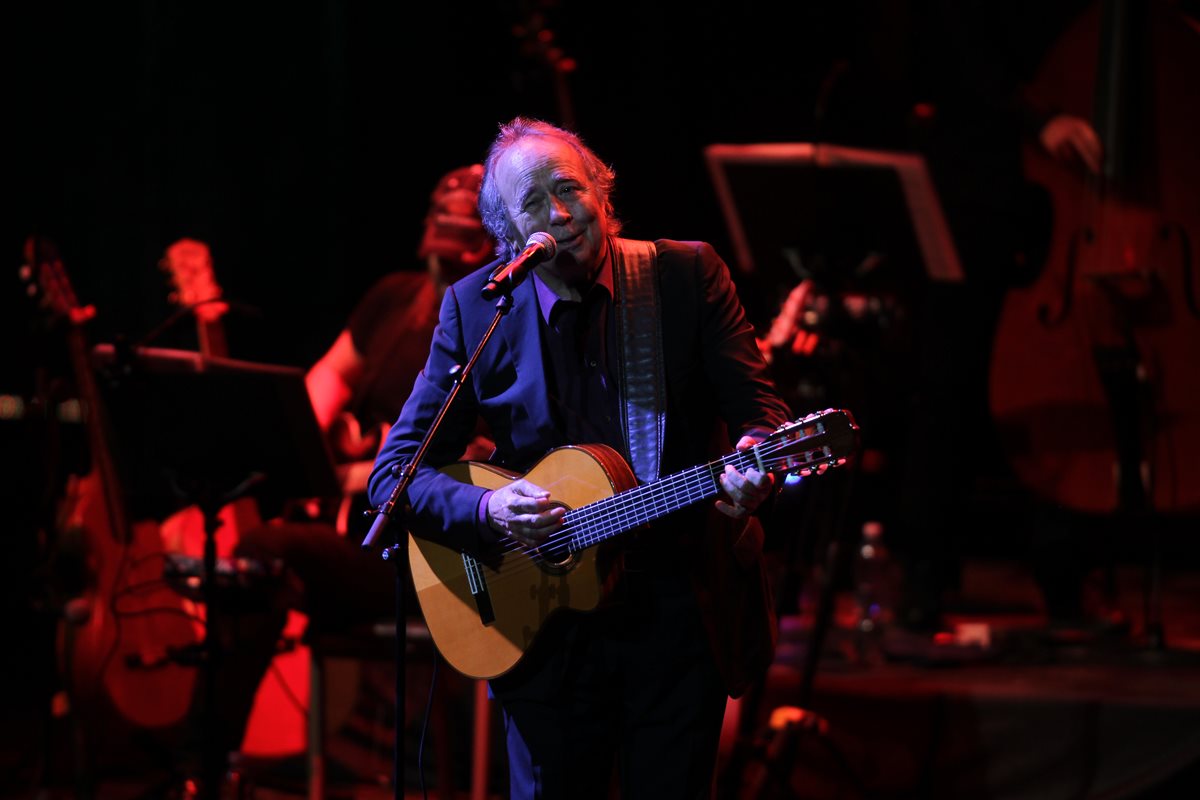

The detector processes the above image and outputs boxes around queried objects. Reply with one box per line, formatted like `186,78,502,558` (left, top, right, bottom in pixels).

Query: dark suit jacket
370,238,792,695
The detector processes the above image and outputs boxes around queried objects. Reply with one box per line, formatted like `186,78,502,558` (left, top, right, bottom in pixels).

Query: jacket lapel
496,277,559,459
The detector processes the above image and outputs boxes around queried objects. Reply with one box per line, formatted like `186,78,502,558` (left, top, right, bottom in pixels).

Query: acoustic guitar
22,237,200,737
158,238,261,557
158,239,309,756
408,408,858,680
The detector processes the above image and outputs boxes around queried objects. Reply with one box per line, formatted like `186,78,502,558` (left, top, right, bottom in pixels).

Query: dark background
12,0,1200,583
5,0,1098,554
5,0,1073,371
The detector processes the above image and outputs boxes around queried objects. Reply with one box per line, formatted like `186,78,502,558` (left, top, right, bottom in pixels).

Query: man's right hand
486,479,566,548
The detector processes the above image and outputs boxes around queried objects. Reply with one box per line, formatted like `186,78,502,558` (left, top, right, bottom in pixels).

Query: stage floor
11,558,1200,799
726,559,1200,800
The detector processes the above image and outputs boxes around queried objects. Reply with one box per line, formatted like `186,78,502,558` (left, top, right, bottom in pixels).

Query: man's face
493,135,608,286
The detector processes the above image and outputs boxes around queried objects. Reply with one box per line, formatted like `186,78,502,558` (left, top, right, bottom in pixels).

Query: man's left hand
715,435,775,519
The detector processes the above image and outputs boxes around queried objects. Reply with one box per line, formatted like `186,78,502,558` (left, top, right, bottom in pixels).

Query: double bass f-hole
1040,220,1192,329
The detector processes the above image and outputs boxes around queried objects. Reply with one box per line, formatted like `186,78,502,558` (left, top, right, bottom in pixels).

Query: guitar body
406,409,859,680
408,445,637,680
60,473,201,731
991,148,1200,513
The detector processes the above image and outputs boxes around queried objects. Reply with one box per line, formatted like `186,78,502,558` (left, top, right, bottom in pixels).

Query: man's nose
548,195,572,221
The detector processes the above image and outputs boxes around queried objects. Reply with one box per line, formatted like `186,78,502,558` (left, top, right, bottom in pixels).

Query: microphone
481,232,557,300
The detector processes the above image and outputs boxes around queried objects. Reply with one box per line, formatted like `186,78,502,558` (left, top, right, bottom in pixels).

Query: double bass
989,0,1200,516
23,238,200,766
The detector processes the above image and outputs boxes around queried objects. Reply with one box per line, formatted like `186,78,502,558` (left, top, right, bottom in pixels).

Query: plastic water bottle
854,521,893,661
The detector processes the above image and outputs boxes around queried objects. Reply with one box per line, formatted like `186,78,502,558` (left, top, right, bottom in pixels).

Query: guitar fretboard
562,449,758,549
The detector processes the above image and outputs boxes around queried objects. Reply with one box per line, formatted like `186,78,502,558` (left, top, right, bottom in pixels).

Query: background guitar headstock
512,4,577,130
160,238,227,324
19,235,93,328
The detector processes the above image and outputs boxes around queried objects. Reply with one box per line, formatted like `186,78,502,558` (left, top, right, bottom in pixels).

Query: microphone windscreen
525,231,557,258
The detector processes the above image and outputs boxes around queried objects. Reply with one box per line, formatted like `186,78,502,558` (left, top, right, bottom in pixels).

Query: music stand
706,143,963,798
705,141,963,286
92,343,341,799
93,344,340,517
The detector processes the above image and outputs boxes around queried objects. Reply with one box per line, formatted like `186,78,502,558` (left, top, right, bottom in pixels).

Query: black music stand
93,344,340,520
92,343,341,800
705,143,963,798
705,141,963,287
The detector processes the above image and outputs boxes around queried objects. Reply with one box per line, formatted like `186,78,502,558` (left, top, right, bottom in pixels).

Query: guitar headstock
513,10,577,77
160,238,227,323
754,408,859,477
19,235,93,327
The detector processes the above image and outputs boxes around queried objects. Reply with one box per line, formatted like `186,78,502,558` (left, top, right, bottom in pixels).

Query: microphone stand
361,292,515,800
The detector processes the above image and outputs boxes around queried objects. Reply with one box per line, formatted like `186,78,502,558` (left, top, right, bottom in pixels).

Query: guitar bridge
462,552,496,626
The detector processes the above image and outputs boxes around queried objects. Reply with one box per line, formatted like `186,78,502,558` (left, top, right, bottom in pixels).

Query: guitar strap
612,237,664,483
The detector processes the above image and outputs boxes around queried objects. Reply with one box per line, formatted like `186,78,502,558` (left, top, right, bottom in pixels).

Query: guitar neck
564,449,757,550
66,323,133,544
197,318,228,359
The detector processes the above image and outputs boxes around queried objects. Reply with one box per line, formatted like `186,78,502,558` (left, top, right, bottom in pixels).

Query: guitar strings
490,448,752,560
475,467,720,588
475,466,718,584
475,437,820,587
556,434,818,547
476,440,802,587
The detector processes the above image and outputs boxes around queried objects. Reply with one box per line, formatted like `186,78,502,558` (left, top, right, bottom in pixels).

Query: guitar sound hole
535,543,575,573
534,503,575,573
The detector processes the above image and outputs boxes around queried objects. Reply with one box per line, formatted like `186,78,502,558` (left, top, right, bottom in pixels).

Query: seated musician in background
206,164,497,771
306,163,498,465
369,117,793,799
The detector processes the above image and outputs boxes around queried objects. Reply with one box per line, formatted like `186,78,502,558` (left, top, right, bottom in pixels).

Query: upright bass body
989,0,1200,514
